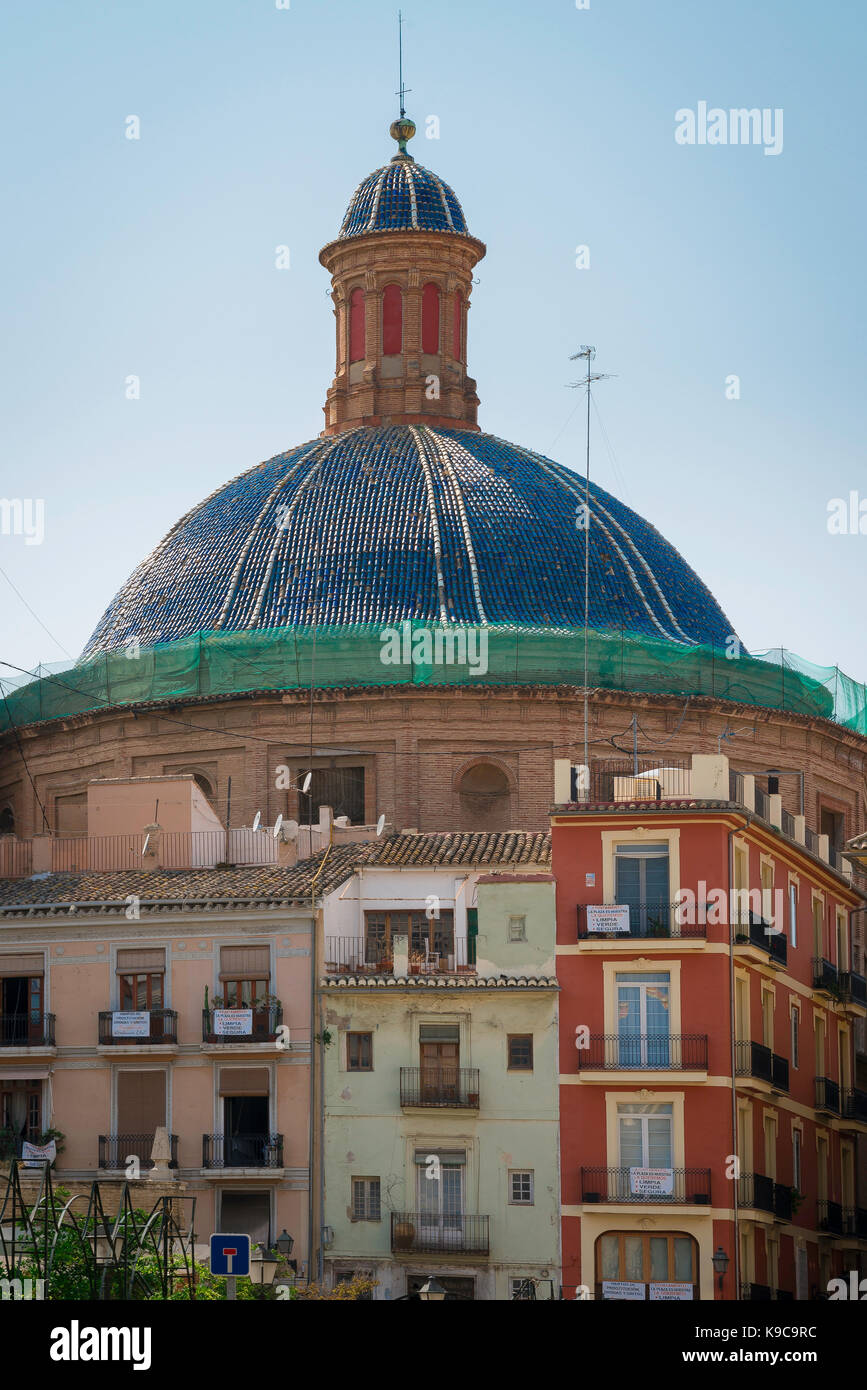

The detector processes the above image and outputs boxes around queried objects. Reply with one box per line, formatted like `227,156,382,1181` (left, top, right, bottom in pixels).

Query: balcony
842,1208,867,1239
323,937,473,977
202,1005,283,1044
576,902,706,941
740,1281,772,1300
98,1009,178,1046
202,1133,284,1169
0,1012,55,1047
580,1167,712,1205
814,1077,840,1114
840,972,867,1009
390,1212,489,1257
576,1034,708,1072
812,958,839,995
842,1089,867,1125
734,913,787,966
575,758,692,804
399,1067,480,1109
735,1041,789,1092
738,1174,792,1220
98,1133,179,1170
817,1199,844,1236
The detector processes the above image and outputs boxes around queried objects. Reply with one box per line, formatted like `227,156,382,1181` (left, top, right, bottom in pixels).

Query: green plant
790,1186,805,1214
313,1028,334,1048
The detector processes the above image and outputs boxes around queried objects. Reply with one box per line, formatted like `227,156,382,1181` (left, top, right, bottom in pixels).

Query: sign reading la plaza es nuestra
585,905,631,934
629,1167,674,1196
213,1008,253,1036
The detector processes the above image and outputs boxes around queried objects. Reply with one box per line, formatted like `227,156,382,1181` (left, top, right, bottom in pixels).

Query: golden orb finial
390,115,416,159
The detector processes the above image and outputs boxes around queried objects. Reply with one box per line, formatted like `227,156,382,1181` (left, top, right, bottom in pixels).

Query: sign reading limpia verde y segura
585,905,631,934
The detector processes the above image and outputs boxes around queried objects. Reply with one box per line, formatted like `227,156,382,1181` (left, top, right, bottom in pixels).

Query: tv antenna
396,10,412,117
568,347,615,781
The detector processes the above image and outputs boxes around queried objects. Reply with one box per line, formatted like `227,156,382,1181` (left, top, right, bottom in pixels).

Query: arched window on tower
0,807,14,835
453,290,463,360
382,284,403,355
349,287,365,363
422,282,440,354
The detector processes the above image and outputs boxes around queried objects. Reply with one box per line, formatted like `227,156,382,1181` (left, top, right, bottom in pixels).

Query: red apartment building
553,752,867,1301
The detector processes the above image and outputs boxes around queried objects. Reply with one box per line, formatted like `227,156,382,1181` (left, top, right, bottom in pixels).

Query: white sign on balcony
586,904,631,934
649,1282,693,1301
214,1008,253,1036
601,1280,645,1300
22,1139,56,1167
111,1011,150,1038
629,1167,674,1196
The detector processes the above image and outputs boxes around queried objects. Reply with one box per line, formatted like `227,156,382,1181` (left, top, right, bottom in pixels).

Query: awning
218,1067,270,1096
0,1067,51,1081
116,948,165,974
219,947,270,980
0,954,45,977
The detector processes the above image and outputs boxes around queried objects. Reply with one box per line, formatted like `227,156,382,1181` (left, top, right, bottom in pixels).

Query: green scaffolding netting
1,625,865,736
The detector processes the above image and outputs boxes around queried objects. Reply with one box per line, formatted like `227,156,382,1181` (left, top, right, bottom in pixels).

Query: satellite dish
301,772,312,794
376,813,386,837
142,833,151,857
273,814,284,839
252,811,262,833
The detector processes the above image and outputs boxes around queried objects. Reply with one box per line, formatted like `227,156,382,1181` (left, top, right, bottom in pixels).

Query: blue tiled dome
82,426,736,656
339,155,468,238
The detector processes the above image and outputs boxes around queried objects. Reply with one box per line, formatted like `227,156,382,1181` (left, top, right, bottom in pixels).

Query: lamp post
712,1246,730,1297
417,1275,446,1301
275,1228,297,1274
250,1242,279,1291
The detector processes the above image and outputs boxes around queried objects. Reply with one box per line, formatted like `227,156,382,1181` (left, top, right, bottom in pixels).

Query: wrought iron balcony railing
842,1089,867,1124
741,1282,772,1300
98,1133,179,1170
323,937,472,976
815,1077,841,1113
842,1207,867,1239
737,1174,793,1220
576,1034,708,1070
817,1199,843,1236
734,913,787,965
576,902,706,940
202,1133,284,1168
771,1053,789,1092
580,1167,712,1205
735,1040,789,1091
0,1012,55,1047
98,1009,178,1045
390,1212,489,1256
812,957,839,994
399,1067,480,1108
840,971,867,1006
202,1005,283,1042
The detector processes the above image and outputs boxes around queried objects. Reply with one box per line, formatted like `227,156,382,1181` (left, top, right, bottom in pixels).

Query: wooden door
421,1042,458,1102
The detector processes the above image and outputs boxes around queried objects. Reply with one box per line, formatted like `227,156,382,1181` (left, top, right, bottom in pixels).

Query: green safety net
1,625,865,736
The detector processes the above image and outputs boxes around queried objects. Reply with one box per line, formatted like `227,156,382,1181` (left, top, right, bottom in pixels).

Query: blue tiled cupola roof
82,425,736,656
339,154,468,239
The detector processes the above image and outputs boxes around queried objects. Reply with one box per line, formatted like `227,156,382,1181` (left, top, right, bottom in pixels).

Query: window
508,915,526,942
347,1032,372,1071
382,284,403,355
349,287,365,363
507,1034,533,1070
817,1135,829,1202
416,1151,464,1232
219,946,270,1007
0,807,14,834
302,766,365,826
421,282,440,354
812,897,824,958
511,1277,536,1300
792,1127,802,1191
117,948,165,1011
509,1170,534,1205
614,843,670,934
351,1178,381,1221
596,1232,697,1298
789,884,798,949
616,971,670,1066
836,910,848,971
364,909,455,963
617,1101,673,1169
790,1005,800,1069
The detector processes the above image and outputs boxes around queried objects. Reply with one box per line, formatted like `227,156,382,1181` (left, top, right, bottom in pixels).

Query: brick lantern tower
319,116,486,436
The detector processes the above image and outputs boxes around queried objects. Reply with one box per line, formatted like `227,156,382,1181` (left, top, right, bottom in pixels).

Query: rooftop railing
578,759,692,803
323,937,472,976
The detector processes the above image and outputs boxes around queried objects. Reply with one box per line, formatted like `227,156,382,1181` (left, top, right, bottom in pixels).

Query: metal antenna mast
396,11,412,117
568,347,613,784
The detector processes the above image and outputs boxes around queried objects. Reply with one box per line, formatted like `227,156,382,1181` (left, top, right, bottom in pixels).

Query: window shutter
0,954,44,977
218,1067,270,1096
219,947,270,979
116,949,165,974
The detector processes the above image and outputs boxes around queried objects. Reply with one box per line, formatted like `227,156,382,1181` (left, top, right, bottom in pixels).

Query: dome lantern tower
318,119,486,436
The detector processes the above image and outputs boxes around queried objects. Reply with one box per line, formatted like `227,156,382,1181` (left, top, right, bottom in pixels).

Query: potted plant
392,1217,415,1251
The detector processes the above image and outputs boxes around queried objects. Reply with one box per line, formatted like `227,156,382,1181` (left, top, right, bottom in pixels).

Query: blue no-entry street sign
210,1232,251,1277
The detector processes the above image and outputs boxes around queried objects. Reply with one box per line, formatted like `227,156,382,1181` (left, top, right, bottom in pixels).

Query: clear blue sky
1,0,865,681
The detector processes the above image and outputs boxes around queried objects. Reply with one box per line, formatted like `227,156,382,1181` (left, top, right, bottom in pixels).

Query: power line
0,565,74,660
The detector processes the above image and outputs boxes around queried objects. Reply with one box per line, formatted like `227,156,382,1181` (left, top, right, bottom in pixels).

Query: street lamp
712,1246,730,1295
250,1242,279,1287
417,1275,446,1301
